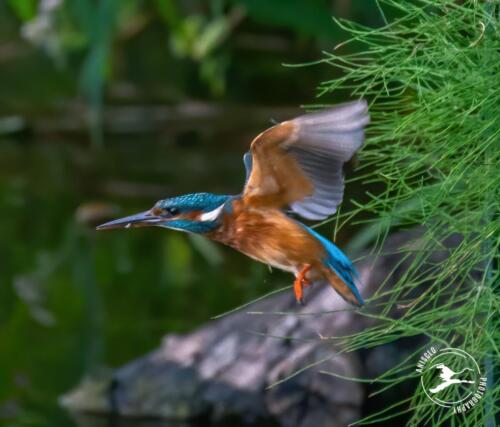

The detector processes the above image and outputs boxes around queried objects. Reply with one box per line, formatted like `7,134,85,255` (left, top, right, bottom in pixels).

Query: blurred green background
0,1,387,426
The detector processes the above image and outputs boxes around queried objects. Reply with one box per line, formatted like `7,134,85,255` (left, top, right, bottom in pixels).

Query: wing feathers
288,101,368,219
243,100,369,220
294,101,368,160
296,101,368,126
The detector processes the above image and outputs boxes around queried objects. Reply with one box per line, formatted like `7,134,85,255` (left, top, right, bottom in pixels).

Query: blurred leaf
200,54,229,96
115,0,148,39
7,0,37,21
188,234,224,267
234,0,337,41
170,15,204,58
0,116,26,135
13,275,56,326
73,0,118,146
68,0,94,36
154,0,181,28
163,234,192,286
193,17,230,60
168,10,236,96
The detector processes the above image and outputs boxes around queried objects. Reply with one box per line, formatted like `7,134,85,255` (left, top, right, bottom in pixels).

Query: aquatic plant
313,1,499,425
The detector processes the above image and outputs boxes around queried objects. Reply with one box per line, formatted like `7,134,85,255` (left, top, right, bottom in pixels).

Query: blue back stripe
301,225,364,305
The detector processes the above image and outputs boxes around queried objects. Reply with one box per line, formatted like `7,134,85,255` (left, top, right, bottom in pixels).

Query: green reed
313,1,499,425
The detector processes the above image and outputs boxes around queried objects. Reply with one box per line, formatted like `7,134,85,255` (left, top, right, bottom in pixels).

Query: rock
61,229,462,426
62,276,370,426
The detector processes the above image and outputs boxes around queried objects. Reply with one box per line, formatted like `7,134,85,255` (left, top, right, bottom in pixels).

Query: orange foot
293,264,312,304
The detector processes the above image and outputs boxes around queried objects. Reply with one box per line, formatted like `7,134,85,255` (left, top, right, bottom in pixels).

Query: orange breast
207,199,326,273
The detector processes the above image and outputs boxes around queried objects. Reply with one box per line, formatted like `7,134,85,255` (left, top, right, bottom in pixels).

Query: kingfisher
97,100,369,306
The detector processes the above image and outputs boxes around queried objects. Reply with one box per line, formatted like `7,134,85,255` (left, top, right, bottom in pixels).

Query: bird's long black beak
96,210,162,230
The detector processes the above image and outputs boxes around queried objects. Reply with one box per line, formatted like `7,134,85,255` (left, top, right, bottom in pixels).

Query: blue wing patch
243,152,253,186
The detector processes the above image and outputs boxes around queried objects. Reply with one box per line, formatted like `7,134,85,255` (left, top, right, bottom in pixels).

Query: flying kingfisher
97,100,370,306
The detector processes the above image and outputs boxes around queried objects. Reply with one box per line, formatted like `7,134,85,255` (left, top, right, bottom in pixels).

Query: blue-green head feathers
155,193,230,214
154,193,231,233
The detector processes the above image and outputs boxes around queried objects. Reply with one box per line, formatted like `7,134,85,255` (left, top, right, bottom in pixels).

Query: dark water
0,123,287,426
0,110,366,426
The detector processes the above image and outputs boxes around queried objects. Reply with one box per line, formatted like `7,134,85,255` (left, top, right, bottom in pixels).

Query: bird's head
96,193,230,234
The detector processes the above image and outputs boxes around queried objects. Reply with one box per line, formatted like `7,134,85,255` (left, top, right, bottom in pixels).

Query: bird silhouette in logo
429,363,475,394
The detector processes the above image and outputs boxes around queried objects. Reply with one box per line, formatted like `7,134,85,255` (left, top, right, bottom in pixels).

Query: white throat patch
199,204,224,222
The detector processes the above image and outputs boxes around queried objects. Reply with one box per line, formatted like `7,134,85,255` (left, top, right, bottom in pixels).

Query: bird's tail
324,268,363,307
303,225,364,306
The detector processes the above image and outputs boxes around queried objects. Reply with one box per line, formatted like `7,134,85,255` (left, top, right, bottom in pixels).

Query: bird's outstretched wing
242,100,370,220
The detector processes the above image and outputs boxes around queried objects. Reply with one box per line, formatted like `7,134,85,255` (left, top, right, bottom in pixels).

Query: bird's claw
293,264,312,305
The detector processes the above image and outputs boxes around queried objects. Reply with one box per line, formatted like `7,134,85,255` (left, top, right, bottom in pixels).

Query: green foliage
236,0,339,41
6,0,373,141
72,0,118,147
0,134,279,425
7,0,37,21
313,0,499,425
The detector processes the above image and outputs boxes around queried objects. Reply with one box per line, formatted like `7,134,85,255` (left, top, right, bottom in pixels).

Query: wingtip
295,99,370,135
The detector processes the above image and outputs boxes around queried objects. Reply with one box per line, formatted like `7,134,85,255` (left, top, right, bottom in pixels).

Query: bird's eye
165,207,179,216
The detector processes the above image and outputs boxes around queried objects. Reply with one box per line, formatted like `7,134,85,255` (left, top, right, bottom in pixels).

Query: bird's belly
238,242,298,274
216,208,325,274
